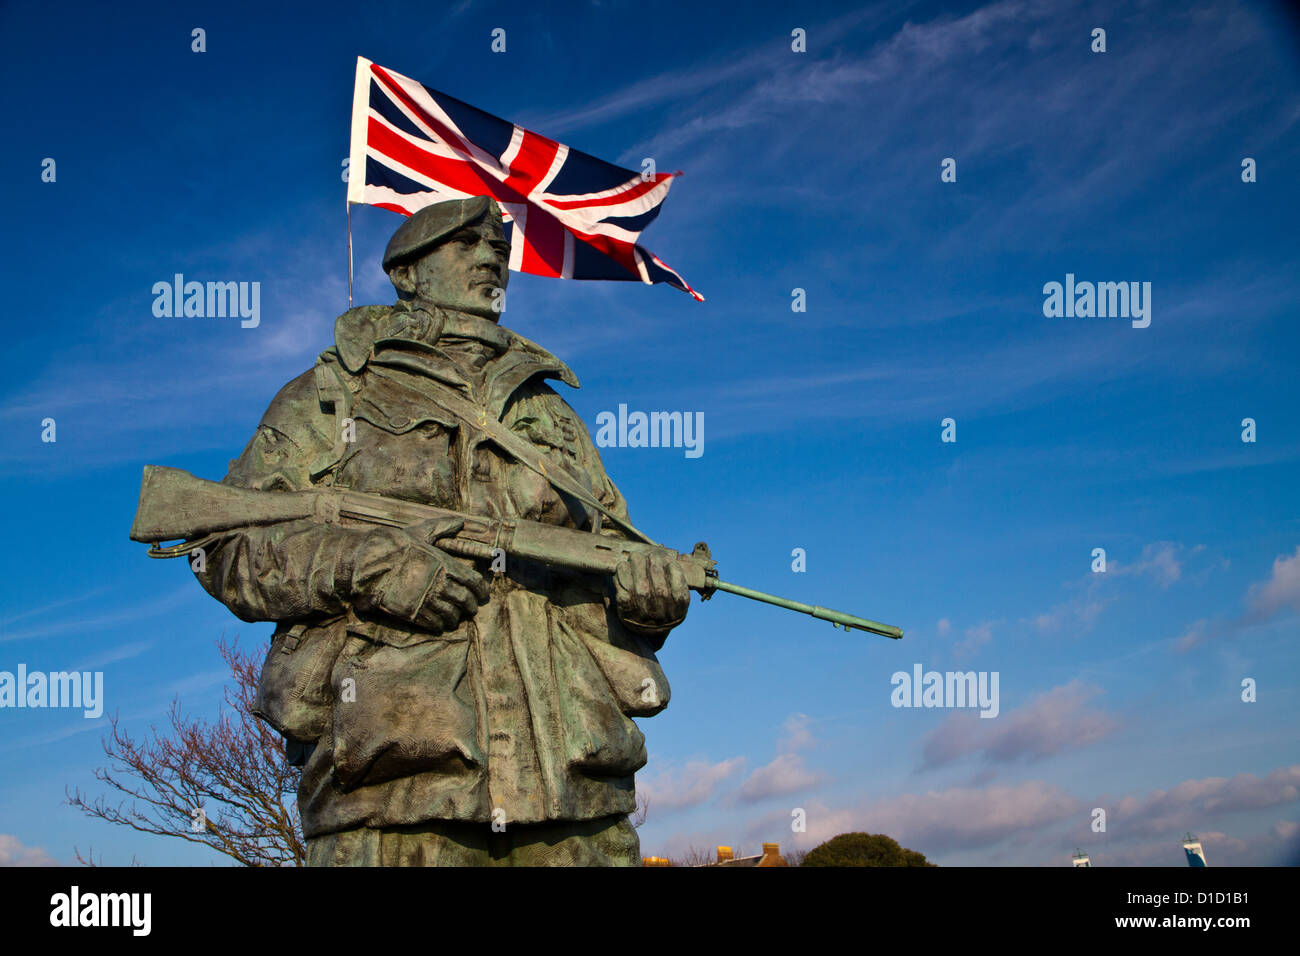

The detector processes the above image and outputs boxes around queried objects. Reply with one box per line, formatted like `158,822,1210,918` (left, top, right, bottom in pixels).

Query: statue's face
390,219,510,319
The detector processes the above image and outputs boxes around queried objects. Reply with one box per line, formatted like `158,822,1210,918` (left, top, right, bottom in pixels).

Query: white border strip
346,56,374,205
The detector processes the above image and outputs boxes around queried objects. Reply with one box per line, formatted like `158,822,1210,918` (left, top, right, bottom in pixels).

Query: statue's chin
461,291,504,322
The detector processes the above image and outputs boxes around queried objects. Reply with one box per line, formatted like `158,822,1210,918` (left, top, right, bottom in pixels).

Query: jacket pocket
549,607,655,778
563,593,670,717
329,634,484,792
254,617,350,743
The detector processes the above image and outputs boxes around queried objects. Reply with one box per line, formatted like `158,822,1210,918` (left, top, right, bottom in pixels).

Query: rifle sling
366,366,656,545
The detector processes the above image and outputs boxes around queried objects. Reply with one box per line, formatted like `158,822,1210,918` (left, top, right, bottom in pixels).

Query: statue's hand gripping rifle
129,466,903,640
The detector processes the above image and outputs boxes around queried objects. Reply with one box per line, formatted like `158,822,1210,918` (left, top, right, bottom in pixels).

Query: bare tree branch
631,790,649,829
67,635,305,867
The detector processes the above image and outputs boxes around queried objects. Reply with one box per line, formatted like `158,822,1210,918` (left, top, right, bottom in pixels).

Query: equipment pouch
253,617,350,743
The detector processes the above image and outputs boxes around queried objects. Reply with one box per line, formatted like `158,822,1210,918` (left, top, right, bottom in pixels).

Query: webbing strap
367,366,656,545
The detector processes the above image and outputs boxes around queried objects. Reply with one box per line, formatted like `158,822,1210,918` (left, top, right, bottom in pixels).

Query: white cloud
1111,542,1185,588
920,681,1120,770
1175,545,1300,651
1245,545,1300,621
735,762,1300,864
778,713,816,753
0,835,59,867
761,780,1080,856
1174,617,1213,653
1027,593,1112,636
732,753,823,805
1272,820,1299,841
953,619,997,659
1111,765,1300,837
730,713,824,805
636,757,746,813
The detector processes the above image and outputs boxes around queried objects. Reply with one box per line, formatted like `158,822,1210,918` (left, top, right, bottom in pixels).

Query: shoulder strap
309,355,358,481
368,366,657,545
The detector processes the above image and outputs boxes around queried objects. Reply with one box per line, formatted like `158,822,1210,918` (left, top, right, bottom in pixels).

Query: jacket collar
325,300,580,420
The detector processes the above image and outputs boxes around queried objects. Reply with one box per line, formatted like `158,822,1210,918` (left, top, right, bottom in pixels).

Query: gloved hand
612,551,690,638
350,517,490,633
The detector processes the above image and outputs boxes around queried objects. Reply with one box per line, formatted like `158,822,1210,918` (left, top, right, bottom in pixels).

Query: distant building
642,842,791,866
703,843,789,867
1071,848,1092,867
1183,832,1208,867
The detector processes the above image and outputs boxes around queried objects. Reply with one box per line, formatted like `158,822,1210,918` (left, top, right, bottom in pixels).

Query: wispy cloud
1176,544,1300,651
71,639,154,671
732,753,823,805
624,0,1035,166
1107,765,1300,839
750,778,1081,856
920,680,1121,771
0,224,349,477
1244,545,1300,623
1110,542,1189,588
0,586,196,644
1024,542,1214,640
636,756,747,813
0,586,111,630
953,619,999,660
522,5,905,141
734,760,1300,864
730,713,825,805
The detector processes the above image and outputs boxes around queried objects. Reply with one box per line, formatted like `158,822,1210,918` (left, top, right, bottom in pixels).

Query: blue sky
1,0,1298,866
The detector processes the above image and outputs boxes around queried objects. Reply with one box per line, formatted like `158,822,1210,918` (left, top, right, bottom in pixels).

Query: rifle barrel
712,579,903,639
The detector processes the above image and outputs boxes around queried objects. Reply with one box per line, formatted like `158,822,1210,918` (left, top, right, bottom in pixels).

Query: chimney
759,842,787,866
716,845,734,864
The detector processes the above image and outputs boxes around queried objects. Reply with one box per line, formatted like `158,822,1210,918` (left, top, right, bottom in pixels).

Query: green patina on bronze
162,198,687,865
130,196,901,867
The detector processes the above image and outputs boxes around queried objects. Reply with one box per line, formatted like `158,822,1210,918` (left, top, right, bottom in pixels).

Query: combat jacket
195,301,672,837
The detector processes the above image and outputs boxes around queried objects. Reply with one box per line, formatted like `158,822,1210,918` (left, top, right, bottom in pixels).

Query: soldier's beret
381,196,504,271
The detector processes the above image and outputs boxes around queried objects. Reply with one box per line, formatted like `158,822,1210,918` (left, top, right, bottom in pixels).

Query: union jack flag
347,57,703,301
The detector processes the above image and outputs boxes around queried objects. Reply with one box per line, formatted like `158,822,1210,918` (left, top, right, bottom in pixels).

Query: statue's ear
388,263,416,297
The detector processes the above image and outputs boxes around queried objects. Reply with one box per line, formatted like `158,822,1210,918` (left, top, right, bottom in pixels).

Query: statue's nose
475,244,506,280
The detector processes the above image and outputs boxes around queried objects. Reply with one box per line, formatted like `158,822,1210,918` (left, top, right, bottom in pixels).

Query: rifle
128,465,903,640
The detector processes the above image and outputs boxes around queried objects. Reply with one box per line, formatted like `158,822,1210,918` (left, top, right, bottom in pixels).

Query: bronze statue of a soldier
195,196,690,865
